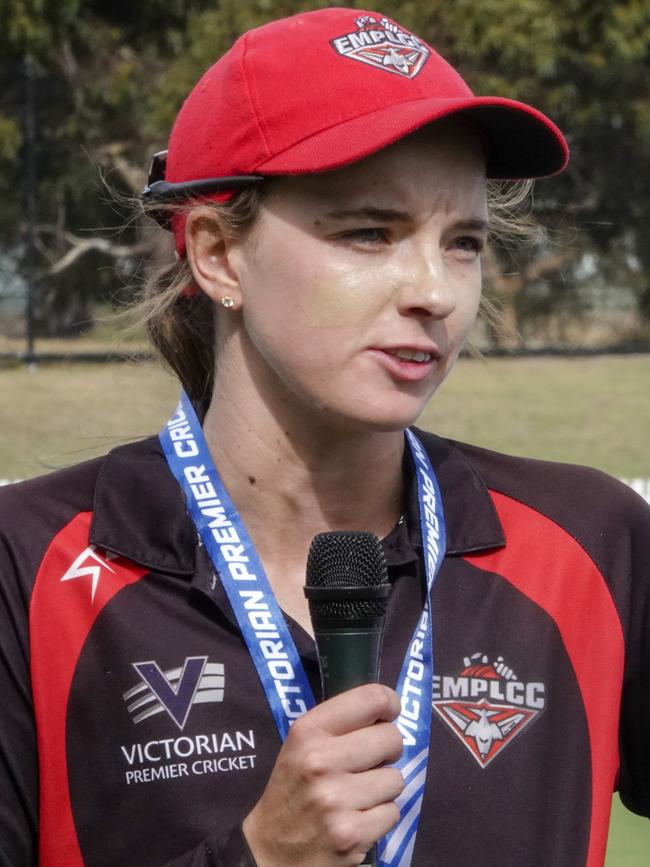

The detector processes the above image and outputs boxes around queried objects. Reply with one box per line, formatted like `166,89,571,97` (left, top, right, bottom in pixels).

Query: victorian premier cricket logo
124,656,225,730
433,653,546,768
331,15,430,79
120,658,258,786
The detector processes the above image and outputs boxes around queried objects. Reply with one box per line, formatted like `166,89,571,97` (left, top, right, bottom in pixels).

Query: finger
341,766,405,810
298,767,403,833
346,800,402,855
290,721,402,782
294,684,401,738
335,722,404,772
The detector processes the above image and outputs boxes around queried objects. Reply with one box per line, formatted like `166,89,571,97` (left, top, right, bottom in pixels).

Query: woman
1,8,648,867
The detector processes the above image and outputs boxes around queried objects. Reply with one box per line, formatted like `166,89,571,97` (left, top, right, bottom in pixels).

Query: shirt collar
90,437,197,575
90,428,504,576
402,426,506,557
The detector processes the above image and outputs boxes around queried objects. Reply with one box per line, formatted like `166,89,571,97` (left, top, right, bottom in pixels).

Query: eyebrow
324,207,411,223
454,218,489,233
323,208,488,232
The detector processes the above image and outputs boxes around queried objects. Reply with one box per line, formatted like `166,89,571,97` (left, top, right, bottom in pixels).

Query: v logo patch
132,657,208,730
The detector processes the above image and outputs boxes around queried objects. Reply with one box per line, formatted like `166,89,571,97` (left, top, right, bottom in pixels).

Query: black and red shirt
0,430,648,866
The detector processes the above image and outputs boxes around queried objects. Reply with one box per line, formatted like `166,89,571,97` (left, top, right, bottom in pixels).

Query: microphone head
305,531,389,623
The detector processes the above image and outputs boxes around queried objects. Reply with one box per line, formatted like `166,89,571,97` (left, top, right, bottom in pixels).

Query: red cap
166,7,569,254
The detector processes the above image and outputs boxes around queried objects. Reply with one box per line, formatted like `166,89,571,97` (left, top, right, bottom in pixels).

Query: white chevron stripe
398,746,428,782
397,833,416,867
380,794,423,863
395,767,428,811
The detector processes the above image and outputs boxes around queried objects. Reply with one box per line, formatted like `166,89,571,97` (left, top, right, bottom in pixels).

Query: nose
396,243,457,320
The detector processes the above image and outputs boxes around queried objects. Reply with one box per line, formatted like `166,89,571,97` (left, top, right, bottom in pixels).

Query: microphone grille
306,531,389,621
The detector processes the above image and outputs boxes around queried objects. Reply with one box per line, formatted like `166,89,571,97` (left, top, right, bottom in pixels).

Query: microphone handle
313,623,384,699
313,623,384,867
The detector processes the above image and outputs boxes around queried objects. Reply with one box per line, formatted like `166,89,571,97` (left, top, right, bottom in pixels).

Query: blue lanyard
160,392,446,866
378,429,444,867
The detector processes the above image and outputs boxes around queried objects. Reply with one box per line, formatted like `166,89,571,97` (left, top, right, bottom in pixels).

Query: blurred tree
0,0,647,344
0,0,213,334
410,0,650,346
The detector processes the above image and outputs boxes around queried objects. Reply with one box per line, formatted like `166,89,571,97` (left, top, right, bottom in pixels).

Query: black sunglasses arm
142,176,265,204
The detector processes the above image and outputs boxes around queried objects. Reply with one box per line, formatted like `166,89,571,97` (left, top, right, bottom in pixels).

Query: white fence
620,478,650,504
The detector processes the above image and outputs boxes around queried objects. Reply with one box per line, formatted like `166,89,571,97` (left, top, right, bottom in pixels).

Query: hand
243,683,404,867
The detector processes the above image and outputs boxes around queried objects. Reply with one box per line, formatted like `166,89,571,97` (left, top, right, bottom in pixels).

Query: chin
365,389,438,430
363,417,418,434
324,396,430,435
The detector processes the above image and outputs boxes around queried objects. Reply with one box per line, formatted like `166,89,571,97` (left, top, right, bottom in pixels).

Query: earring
220,296,235,309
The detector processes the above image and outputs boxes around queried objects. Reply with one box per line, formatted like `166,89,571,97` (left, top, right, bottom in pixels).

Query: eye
338,227,391,246
452,235,485,257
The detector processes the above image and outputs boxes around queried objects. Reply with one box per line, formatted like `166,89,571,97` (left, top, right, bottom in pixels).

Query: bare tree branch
483,246,579,297
522,250,577,284
481,245,582,349
33,226,152,277
96,142,145,194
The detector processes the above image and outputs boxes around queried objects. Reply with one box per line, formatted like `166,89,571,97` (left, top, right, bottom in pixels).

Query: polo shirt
0,429,648,867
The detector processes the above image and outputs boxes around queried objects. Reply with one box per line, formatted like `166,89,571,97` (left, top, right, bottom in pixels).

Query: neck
203,394,405,553
200,344,406,633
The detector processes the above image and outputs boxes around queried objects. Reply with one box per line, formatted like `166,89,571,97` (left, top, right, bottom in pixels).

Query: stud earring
220,296,235,309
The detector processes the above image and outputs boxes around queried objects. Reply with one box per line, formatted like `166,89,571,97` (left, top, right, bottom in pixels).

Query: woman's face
224,121,487,433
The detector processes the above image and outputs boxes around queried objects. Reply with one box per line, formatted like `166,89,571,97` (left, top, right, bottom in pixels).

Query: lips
385,348,433,363
369,345,440,383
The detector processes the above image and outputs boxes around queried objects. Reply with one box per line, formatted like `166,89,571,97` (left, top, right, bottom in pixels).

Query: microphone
304,530,390,698
304,531,391,867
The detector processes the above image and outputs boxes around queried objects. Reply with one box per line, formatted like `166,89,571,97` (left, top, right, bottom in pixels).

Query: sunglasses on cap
141,150,264,230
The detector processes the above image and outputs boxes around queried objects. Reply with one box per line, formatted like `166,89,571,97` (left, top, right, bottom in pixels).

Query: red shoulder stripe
464,490,624,867
29,511,148,867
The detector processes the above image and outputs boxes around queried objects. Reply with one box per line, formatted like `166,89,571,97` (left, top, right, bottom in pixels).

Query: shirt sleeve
0,532,39,866
163,824,257,866
617,490,650,819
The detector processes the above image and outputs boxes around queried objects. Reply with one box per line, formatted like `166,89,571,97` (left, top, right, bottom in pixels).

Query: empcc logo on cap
330,15,429,79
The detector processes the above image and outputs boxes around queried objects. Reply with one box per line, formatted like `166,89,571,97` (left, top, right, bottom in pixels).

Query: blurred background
0,0,648,863
1,0,649,354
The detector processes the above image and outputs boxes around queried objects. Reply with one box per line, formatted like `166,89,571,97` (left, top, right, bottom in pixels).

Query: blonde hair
135,186,264,413
479,178,540,340
133,179,536,409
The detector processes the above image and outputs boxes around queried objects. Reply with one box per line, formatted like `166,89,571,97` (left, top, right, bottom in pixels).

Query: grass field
1,354,649,480
1,354,649,862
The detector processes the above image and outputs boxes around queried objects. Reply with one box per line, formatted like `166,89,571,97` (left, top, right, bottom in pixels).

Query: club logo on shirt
432,653,546,768
330,15,430,79
123,656,225,730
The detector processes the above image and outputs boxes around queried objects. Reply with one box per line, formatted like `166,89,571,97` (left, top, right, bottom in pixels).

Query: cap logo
330,15,429,79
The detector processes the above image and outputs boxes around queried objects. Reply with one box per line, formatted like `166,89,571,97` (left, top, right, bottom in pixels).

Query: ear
185,207,243,308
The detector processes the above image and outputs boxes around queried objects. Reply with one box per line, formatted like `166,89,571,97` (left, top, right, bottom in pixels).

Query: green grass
608,797,650,866
2,355,648,480
1,355,649,863
420,354,650,477
0,360,178,480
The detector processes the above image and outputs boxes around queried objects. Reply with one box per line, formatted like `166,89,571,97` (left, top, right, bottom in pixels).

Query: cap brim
255,96,568,180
